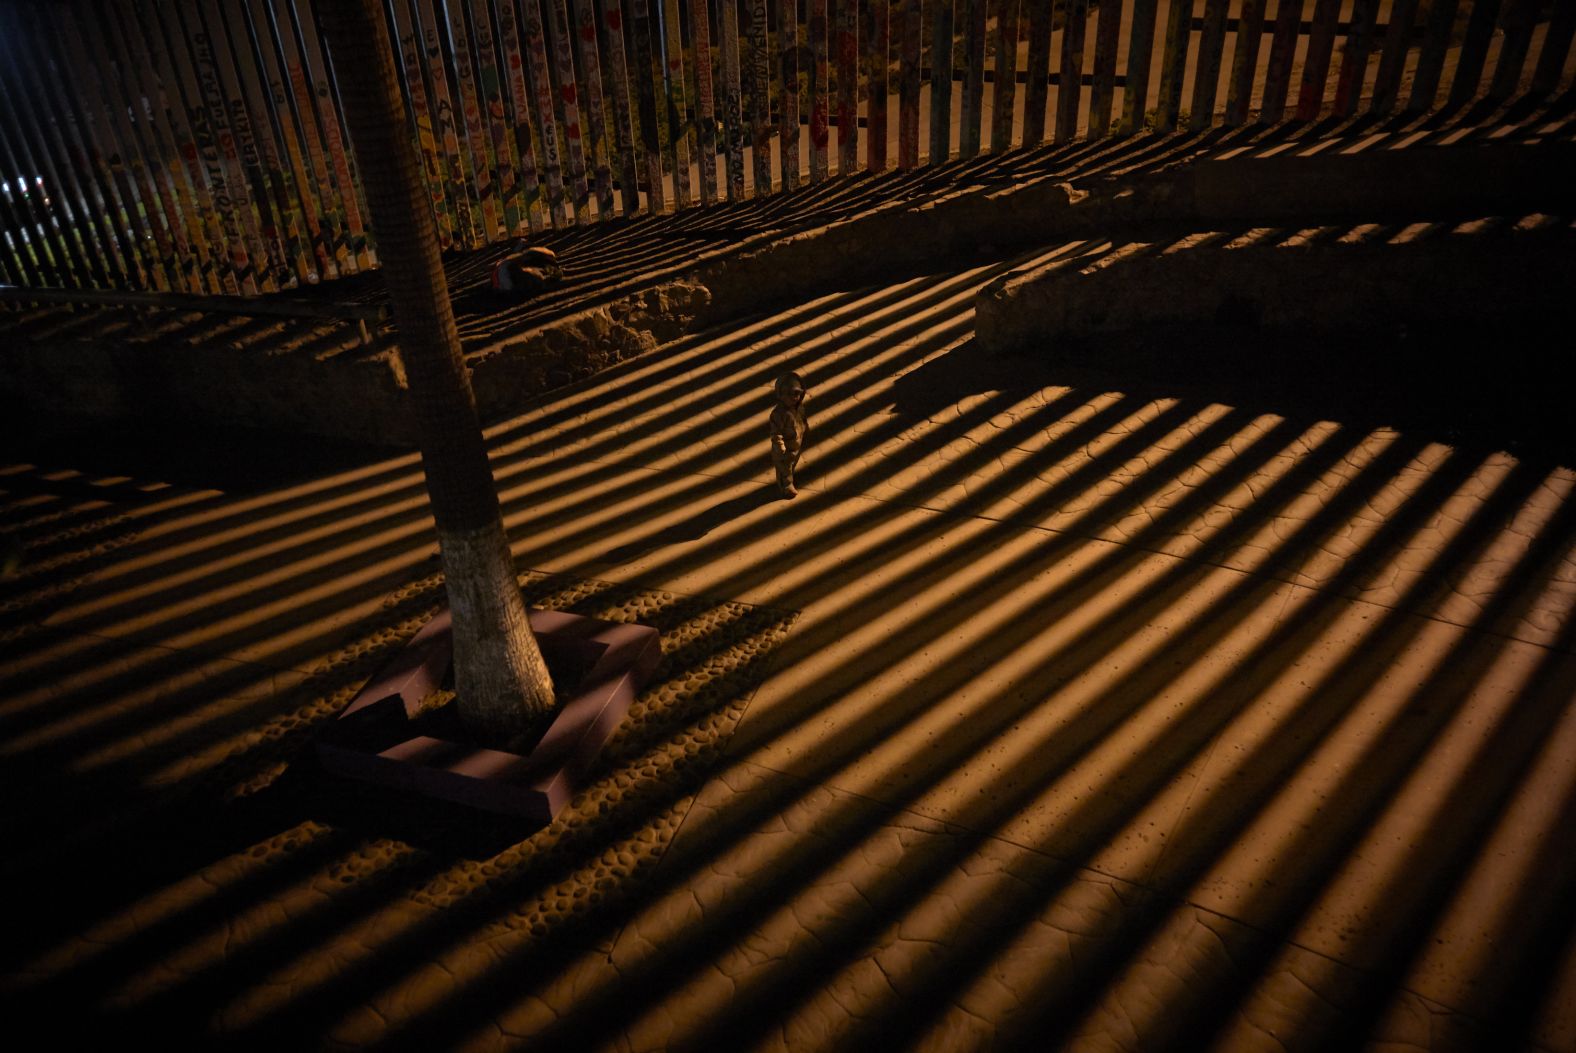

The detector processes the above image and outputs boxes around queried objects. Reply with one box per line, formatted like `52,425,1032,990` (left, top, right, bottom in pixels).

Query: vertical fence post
410,0,485,242
163,2,269,289
1056,0,1092,141
444,0,501,239
212,0,314,283
26,6,150,291
469,0,527,235
1294,0,1342,121
928,0,954,163
572,0,617,218
1406,0,1462,112
294,0,374,268
989,0,1019,152
1222,0,1263,125
544,0,593,221
1368,0,1419,115
780,0,804,187
1021,0,1054,147
491,0,547,232
1189,0,1230,130
599,0,643,214
629,0,667,212
158,0,255,287
1260,0,1305,124
959,0,987,155
1152,0,1192,132
691,0,722,203
1331,0,1380,119
1118,0,1159,134
1529,0,1576,98
809,0,831,179
836,0,860,173
1087,0,1125,137
746,0,772,192
662,0,693,207
1448,0,1505,106
1488,0,1541,102
0,11,97,289
898,0,922,168
866,0,891,171
720,0,747,199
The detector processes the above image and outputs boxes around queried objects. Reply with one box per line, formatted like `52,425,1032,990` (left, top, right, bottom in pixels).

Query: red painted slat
1294,0,1341,121
1331,0,1380,118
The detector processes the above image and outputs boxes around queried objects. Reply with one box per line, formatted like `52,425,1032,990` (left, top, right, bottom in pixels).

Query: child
489,245,563,299
768,371,808,499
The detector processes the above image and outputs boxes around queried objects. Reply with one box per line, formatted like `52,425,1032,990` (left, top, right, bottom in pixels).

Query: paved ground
4,110,1576,1050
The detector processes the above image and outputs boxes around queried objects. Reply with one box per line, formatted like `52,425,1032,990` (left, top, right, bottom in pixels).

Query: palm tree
318,0,554,742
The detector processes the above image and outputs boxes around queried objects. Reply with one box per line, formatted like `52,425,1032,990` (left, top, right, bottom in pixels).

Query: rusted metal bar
1088,0,1126,136
1259,0,1305,124
721,0,747,199
662,0,693,207
1057,0,1092,140
928,0,955,162
600,0,643,214
1189,0,1230,130
746,0,773,191
960,0,987,154
1294,0,1341,121
1022,0,1055,147
1331,0,1379,118
1448,0,1504,106
988,0,1019,151
1530,0,1576,98
1488,0,1540,102
1118,0,1160,134
898,0,922,169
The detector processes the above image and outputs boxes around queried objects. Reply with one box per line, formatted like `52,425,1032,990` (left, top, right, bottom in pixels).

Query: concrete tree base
316,608,662,822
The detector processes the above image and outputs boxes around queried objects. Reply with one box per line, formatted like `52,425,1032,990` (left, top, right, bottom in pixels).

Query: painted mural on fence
1,0,1572,294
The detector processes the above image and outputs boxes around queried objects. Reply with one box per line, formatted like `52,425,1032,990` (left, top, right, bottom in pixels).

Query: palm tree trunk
318,0,553,742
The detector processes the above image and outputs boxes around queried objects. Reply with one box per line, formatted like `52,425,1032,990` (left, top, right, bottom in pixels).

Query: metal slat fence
2,0,1574,296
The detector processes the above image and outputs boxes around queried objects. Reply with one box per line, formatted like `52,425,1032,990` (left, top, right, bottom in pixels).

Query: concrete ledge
975,218,1576,354
7,137,1570,446
316,607,662,822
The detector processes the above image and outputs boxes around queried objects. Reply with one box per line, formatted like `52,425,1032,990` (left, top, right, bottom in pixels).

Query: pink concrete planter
316,608,662,822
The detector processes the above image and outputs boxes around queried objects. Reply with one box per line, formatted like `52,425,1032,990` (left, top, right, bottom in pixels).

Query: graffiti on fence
2,0,1573,294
